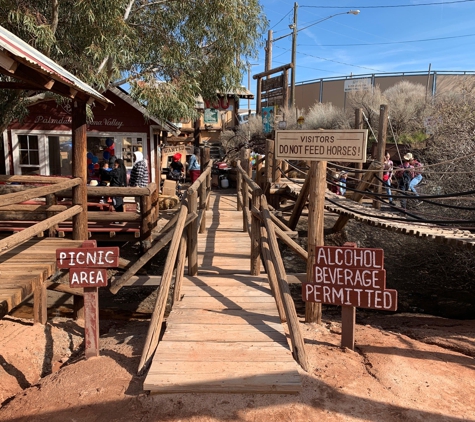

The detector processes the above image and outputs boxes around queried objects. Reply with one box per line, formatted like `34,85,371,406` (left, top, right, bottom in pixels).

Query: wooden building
3,86,178,184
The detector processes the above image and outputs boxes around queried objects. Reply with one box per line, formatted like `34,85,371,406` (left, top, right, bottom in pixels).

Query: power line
298,33,475,47
269,8,294,31
301,0,475,9
273,44,384,72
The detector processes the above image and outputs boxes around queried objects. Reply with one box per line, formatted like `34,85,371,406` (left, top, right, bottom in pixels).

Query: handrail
187,160,214,195
0,205,82,254
236,161,262,194
0,175,75,184
0,178,81,208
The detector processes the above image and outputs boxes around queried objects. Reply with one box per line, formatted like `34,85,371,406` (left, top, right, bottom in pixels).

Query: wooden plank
148,361,299,375
181,286,272,297
154,341,292,360
167,308,280,324
163,324,288,342
144,373,301,394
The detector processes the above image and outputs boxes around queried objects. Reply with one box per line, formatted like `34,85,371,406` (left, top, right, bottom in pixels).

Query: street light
266,4,360,109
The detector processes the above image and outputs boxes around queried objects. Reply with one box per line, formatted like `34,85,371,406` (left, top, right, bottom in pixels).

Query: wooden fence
0,175,159,248
235,158,310,372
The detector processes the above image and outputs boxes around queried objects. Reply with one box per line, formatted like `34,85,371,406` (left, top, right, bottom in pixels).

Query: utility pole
290,2,298,109
265,29,273,73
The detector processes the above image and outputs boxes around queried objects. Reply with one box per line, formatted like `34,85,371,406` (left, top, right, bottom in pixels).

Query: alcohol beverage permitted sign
302,246,397,311
275,129,368,163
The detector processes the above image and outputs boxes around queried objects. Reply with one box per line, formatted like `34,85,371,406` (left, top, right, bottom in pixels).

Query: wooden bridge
144,193,301,393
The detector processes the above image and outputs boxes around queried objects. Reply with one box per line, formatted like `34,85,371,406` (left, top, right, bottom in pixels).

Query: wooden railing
0,176,83,252
0,177,159,248
104,161,213,374
235,159,310,372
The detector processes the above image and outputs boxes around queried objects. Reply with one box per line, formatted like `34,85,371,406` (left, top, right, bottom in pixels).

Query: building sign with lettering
344,78,372,93
275,129,368,163
302,246,397,311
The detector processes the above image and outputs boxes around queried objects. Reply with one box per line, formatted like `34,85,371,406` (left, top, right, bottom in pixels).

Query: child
339,171,348,196
100,161,112,186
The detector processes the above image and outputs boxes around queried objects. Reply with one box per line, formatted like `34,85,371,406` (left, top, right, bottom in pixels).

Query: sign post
302,243,397,349
56,241,119,359
276,129,368,324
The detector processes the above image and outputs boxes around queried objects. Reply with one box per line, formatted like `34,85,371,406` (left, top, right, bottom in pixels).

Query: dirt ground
1,212,475,421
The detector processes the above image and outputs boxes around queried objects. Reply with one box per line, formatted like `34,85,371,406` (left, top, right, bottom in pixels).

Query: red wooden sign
303,245,397,312
56,247,119,269
69,268,108,288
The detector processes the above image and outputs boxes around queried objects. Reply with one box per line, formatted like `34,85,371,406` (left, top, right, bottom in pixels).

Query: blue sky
243,0,475,109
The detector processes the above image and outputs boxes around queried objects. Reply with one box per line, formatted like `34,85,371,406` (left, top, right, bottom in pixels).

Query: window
18,135,40,175
49,136,72,176
122,137,143,168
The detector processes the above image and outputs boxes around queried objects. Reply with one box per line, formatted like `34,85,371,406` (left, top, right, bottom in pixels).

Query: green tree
0,0,267,129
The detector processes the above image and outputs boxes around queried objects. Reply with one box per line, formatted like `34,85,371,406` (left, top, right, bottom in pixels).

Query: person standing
396,154,413,209
110,158,127,213
339,171,348,196
187,148,201,184
129,151,148,213
406,153,423,199
383,152,394,205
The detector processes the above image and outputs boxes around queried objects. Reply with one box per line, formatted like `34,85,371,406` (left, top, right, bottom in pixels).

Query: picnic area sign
302,244,398,350
56,241,119,358
275,129,368,163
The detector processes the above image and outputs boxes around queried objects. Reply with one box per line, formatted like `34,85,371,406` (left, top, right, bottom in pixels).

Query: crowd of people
332,150,423,209
88,147,202,214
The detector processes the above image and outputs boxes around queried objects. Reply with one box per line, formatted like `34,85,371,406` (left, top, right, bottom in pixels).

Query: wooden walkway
0,237,83,319
144,192,301,394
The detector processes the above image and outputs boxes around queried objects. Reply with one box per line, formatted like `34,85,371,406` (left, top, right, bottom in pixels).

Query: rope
387,115,403,163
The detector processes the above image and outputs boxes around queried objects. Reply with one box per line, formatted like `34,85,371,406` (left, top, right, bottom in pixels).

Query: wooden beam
0,205,82,254
0,82,47,90
0,178,80,208
72,100,88,241
0,51,18,73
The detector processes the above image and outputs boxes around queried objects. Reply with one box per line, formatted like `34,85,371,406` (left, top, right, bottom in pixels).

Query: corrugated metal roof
0,25,111,106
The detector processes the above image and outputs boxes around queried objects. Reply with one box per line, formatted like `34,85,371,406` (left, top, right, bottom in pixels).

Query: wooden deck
144,192,302,394
0,237,83,319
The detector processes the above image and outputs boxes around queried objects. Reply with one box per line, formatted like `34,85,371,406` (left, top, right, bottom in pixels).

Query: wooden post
250,190,261,275
151,187,159,230
71,100,88,321
256,77,262,115
255,156,263,188
45,194,57,237
341,242,357,350
373,104,388,209
84,286,99,359
33,275,47,325
288,169,311,230
282,69,289,111
332,161,382,232
140,194,153,251
305,161,326,324
187,191,198,276
199,179,207,233
71,100,88,241
354,108,364,181
273,153,282,184
265,139,274,199
236,170,242,211
241,149,250,232
201,147,211,210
